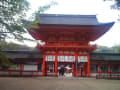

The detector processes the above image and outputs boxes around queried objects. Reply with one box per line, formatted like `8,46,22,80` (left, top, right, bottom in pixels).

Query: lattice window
90,65,98,72
58,56,75,62
9,65,20,70
111,65,119,72
45,55,55,61
78,56,88,62
100,65,108,72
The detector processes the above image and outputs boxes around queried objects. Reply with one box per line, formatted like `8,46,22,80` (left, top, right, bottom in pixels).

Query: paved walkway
0,77,120,90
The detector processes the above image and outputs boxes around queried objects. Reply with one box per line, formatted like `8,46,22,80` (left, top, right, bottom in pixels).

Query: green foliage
25,1,58,29
27,20,41,29
112,44,120,53
0,1,58,66
105,0,120,9
0,40,34,66
115,0,120,8
94,44,120,53
0,49,12,66
94,46,113,53
0,0,57,41
0,41,34,50
0,0,30,41
112,0,120,9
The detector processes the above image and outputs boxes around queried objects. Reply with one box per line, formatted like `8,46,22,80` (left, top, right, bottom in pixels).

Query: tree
112,44,120,53
0,0,30,41
0,49,12,67
0,1,58,66
24,1,58,29
0,0,58,41
0,40,35,67
94,46,114,53
112,0,120,9
104,0,120,9
0,41,34,50
94,45,120,53
0,0,30,66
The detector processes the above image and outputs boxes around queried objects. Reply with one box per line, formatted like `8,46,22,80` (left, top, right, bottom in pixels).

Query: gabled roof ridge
40,14,97,18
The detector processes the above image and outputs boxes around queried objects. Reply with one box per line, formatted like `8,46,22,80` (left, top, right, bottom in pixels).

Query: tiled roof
39,14,114,25
1,50,120,61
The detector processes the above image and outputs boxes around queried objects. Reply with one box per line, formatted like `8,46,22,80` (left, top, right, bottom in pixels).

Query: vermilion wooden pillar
72,63,75,76
108,64,111,78
20,64,23,76
8,67,11,76
98,64,100,78
87,55,90,77
55,54,58,76
42,54,46,76
75,54,78,77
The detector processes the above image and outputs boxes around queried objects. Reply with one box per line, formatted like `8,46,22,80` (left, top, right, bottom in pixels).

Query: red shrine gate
43,51,90,77
29,14,114,77
36,33,96,77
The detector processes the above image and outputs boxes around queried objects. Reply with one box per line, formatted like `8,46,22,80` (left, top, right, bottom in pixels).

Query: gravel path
0,77,120,90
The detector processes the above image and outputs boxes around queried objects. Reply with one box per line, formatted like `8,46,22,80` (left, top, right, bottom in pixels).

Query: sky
22,0,120,47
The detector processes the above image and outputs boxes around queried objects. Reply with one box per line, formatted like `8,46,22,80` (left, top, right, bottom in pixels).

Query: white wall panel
24,65,37,71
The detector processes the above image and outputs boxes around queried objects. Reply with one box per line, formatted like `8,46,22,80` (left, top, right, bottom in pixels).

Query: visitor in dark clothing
60,67,65,76
59,68,61,76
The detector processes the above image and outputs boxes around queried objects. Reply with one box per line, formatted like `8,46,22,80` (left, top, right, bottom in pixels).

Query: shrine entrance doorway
77,62,88,77
45,62,55,76
57,55,75,77
58,62,75,77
